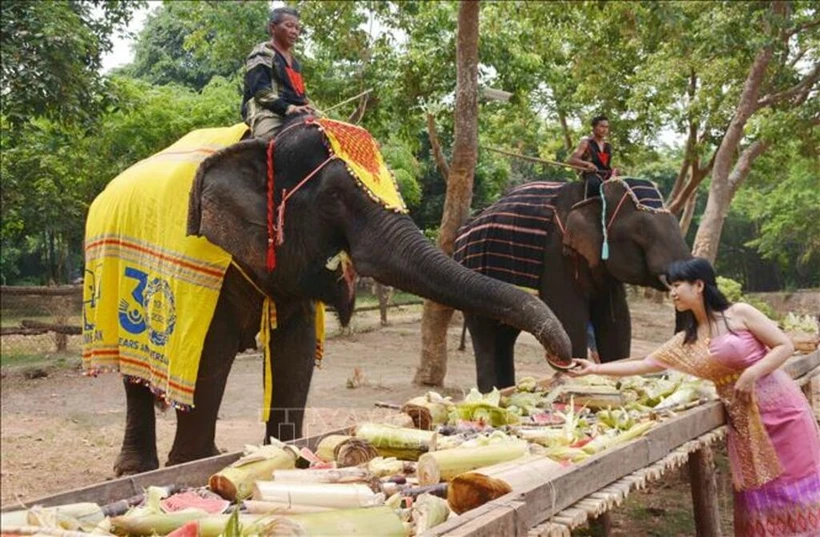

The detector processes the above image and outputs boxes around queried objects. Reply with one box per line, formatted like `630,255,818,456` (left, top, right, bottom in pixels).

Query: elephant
102,116,573,476
453,178,691,393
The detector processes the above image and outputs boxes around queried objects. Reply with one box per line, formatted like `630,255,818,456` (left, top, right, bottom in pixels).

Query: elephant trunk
349,212,572,367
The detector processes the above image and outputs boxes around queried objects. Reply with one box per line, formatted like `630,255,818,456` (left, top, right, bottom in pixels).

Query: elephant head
563,178,690,290
187,117,572,367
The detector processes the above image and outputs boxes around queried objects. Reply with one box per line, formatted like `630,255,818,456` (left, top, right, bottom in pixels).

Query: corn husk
582,420,655,455
412,493,451,532
447,472,512,515
334,438,379,467
416,441,529,485
315,435,351,463
252,482,385,509
2,503,105,533
354,423,436,461
209,444,297,501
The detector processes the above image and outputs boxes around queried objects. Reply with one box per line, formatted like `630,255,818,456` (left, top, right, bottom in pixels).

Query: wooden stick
688,445,722,537
480,146,588,172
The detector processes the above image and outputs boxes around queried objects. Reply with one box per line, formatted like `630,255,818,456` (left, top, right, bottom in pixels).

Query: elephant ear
188,139,269,267
562,200,603,268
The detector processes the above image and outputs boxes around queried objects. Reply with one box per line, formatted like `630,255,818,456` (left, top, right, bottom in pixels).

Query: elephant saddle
454,182,565,294
82,124,249,410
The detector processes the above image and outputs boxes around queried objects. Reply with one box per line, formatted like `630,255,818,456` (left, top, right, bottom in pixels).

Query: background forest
1,0,818,291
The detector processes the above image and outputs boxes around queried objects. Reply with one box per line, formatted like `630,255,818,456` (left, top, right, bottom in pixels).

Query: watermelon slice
167,521,199,537
161,491,230,514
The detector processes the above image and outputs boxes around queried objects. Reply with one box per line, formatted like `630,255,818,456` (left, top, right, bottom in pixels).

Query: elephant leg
264,301,317,443
466,315,519,392
114,380,159,476
166,271,256,466
590,283,631,363
540,267,590,360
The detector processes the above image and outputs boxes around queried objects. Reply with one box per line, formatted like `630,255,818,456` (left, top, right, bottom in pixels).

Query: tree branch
728,139,771,195
426,113,450,182
784,16,820,39
756,63,820,108
346,92,370,124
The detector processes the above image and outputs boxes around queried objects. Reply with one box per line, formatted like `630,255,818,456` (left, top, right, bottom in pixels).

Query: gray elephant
454,179,691,392
85,117,573,476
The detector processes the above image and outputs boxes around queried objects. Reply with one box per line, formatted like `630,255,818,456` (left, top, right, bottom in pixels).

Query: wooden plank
0,285,82,296
425,501,527,537
0,428,350,512
434,350,819,536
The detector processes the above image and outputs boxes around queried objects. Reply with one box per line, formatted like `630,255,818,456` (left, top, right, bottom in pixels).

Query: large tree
414,0,480,386
0,0,143,128
691,1,819,262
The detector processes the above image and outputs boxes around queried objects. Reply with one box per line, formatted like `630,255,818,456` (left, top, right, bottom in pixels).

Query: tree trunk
558,109,573,152
691,3,781,262
679,189,698,237
415,0,480,386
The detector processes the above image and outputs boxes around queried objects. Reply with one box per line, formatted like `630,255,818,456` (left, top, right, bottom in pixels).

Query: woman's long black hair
667,258,733,344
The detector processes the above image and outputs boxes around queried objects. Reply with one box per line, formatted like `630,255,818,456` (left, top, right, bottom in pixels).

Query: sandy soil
1,296,706,532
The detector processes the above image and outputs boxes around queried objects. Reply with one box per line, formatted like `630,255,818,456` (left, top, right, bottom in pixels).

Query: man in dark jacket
568,115,618,198
241,7,313,138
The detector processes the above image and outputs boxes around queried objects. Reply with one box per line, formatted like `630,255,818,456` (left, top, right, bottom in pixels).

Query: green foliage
717,276,778,320
716,277,743,303
0,0,145,127
381,139,422,208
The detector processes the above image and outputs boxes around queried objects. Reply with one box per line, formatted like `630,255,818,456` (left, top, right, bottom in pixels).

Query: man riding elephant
242,7,313,138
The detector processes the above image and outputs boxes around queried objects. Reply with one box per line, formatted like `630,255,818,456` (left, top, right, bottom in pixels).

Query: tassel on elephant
96,117,573,475
455,179,691,393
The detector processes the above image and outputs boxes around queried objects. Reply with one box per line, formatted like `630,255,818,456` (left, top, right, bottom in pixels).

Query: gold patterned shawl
652,332,782,490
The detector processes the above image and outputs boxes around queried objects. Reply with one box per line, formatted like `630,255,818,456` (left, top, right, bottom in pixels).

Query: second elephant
454,179,691,392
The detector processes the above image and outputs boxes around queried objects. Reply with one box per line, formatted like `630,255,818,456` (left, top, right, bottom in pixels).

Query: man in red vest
241,7,314,138
568,115,618,198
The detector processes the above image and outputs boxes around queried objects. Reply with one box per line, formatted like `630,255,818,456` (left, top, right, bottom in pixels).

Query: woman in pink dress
570,257,820,536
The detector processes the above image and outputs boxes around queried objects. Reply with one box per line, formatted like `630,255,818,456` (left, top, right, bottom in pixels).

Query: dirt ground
1,295,734,535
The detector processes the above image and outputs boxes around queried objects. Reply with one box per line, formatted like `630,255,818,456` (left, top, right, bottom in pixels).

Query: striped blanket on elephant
454,182,564,294
83,124,249,410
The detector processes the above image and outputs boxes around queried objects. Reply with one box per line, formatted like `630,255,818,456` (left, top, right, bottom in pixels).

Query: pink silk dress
650,330,820,536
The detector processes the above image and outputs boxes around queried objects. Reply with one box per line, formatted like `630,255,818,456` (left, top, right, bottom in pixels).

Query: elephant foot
166,443,222,467
114,450,159,477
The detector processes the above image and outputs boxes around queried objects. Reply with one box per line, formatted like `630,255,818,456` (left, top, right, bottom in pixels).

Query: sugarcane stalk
209,446,297,501
242,500,333,515
258,506,406,537
0,526,98,537
367,457,416,478
253,482,385,509
416,442,529,485
271,467,374,484
110,512,264,536
354,423,436,461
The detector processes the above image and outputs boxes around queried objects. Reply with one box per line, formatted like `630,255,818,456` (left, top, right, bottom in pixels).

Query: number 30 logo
118,267,176,346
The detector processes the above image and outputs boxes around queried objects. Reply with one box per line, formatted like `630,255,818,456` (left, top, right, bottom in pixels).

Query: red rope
606,191,631,232
266,138,276,271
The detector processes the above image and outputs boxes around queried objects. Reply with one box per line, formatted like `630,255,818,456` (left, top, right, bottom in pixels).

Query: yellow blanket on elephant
83,124,248,410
